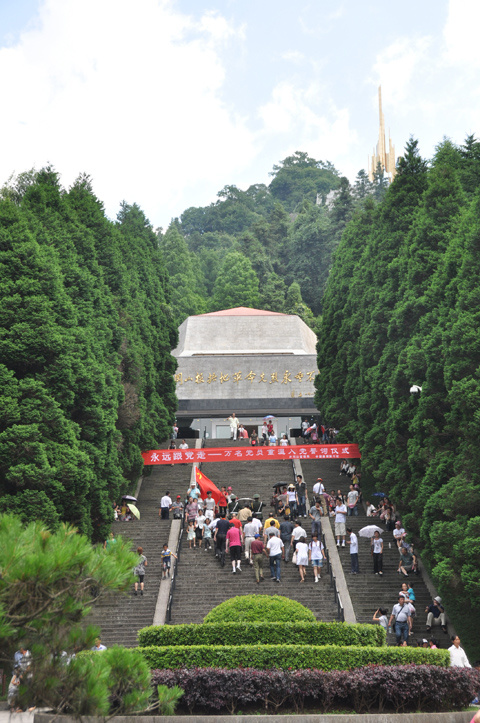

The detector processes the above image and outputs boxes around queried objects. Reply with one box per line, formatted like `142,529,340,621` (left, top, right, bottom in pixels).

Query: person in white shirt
203,490,216,515
250,516,262,535
287,484,298,517
279,434,289,446
393,520,407,548
301,419,309,438
227,413,240,440
448,636,471,667
290,520,307,554
332,497,347,546
160,492,172,519
372,608,388,631
308,534,326,582
195,512,206,548
261,422,268,443
371,531,384,575
366,501,377,517
346,527,359,573
243,519,257,563
179,439,188,450
347,484,359,517
265,531,284,582
312,477,327,514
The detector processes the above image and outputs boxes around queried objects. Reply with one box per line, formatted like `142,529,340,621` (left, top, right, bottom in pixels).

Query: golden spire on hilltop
368,86,397,182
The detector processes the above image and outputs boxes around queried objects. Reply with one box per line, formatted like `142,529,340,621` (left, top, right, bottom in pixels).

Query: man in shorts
161,543,177,579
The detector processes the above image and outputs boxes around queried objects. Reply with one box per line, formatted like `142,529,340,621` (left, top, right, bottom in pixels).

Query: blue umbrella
372,492,386,497
263,415,275,420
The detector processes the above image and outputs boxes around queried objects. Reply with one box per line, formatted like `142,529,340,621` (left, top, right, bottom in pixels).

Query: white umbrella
358,525,383,538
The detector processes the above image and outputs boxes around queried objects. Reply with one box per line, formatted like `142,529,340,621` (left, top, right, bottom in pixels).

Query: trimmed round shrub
203,595,316,623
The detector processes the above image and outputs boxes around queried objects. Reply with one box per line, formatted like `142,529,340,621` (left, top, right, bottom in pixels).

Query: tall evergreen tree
210,252,260,310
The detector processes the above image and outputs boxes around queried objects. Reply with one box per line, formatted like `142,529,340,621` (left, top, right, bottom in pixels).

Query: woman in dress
295,535,309,583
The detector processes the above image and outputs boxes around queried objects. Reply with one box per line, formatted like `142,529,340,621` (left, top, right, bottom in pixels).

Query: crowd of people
113,422,475,674
156,473,334,585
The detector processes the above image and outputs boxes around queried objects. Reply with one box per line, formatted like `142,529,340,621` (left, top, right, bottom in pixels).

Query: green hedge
138,621,385,648
203,595,316,623
139,644,449,671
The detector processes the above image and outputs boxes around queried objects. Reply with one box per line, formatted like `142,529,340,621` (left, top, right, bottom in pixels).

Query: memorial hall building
172,307,320,439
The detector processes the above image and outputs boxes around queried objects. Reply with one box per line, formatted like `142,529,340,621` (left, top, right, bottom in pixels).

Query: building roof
198,307,288,317
173,307,317,357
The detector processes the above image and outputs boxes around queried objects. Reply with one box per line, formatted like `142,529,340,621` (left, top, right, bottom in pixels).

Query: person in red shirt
230,513,242,531
226,524,243,573
218,488,228,518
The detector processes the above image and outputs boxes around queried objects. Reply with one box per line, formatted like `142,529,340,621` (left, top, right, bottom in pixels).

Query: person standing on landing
227,413,240,440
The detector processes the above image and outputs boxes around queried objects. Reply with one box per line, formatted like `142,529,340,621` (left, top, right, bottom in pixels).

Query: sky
0,0,479,228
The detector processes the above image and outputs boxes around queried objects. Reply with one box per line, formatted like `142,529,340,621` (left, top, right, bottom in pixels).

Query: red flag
195,467,221,503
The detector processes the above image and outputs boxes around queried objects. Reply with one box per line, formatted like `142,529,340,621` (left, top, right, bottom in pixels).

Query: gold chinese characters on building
174,369,317,385
174,369,317,398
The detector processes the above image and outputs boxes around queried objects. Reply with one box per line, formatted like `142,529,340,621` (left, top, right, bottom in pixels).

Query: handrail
165,520,184,624
324,539,344,622
167,437,206,623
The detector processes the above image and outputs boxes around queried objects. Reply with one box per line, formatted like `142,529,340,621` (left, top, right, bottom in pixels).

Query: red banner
142,443,361,465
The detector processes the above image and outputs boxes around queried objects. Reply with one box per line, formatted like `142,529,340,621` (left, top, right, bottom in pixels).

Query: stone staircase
299,455,450,648
169,438,338,624
87,462,191,647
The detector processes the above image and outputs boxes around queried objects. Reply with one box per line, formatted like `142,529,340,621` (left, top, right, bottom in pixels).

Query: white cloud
372,36,432,110
0,0,254,226
444,0,480,68
282,50,306,64
258,80,358,165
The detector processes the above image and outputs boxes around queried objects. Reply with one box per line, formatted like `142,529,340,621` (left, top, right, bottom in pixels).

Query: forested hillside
0,169,177,541
160,151,389,327
315,136,480,655
0,153,385,541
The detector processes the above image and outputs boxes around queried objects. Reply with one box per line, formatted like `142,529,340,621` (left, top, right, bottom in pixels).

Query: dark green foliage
139,621,385,648
269,151,340,211
203,594,315,623
315,135,480,660
180,183,274,237
0,170,177,540
140,643,448,670
158,224,206,325
0,514,147,715
155,684,184,715
210,251,260,310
